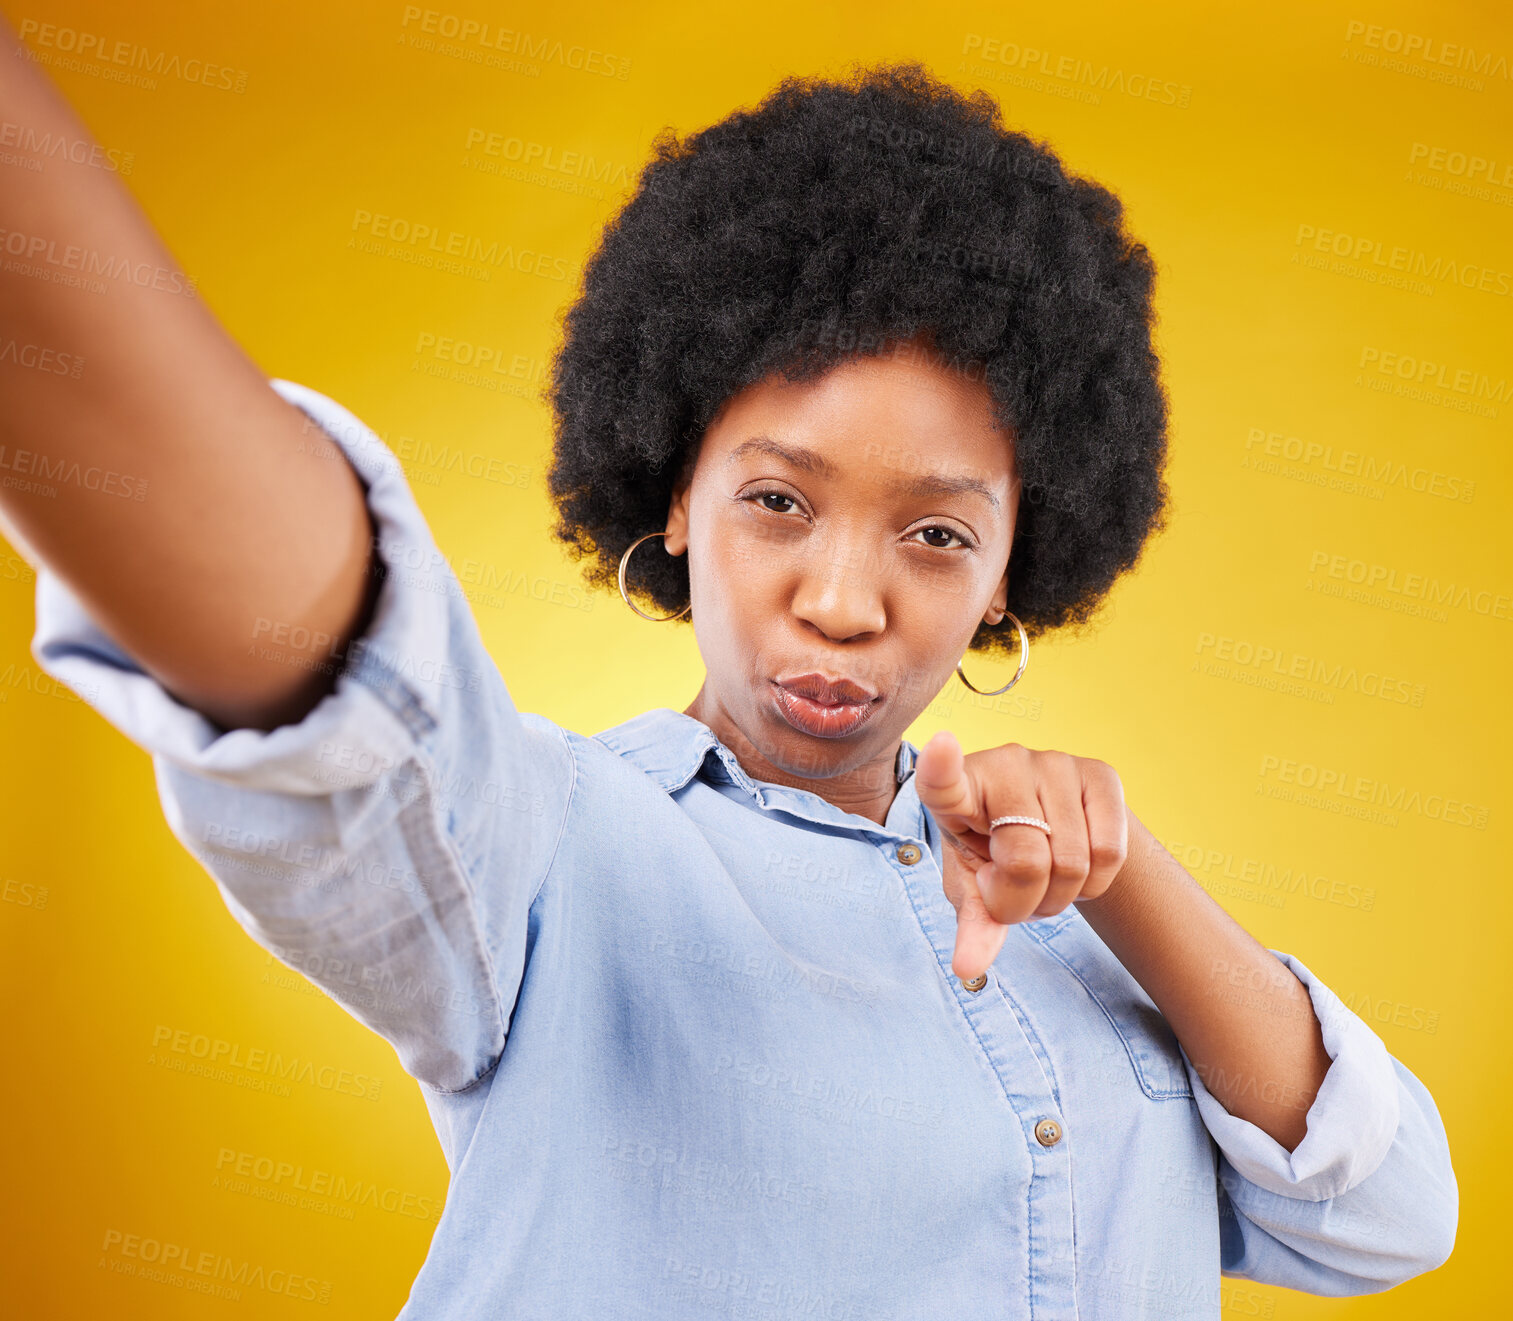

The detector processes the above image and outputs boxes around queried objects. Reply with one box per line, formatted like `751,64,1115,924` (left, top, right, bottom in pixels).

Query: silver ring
989,814,1051,837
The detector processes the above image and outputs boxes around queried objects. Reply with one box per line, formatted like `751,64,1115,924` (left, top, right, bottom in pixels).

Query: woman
1,23,1455,1319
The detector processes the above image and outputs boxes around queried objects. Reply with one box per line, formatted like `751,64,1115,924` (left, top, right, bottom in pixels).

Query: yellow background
1,0,1507,1315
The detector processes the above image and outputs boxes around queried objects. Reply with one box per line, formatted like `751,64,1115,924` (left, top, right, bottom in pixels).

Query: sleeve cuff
1180,947,1401,1202
29,378,450,796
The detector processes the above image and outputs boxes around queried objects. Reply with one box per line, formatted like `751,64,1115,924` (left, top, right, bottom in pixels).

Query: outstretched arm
0,13,376,732
11,15,580,1099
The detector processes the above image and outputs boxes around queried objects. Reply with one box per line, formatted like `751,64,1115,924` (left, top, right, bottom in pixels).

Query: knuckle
1052,851,1091,883
1089,838,1125,868
999,854,1045,885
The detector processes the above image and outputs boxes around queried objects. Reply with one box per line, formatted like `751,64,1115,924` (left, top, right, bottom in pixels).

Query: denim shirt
31,380,1457,1319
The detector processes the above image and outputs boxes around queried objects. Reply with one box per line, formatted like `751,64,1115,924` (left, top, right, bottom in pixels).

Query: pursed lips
769,673,883,738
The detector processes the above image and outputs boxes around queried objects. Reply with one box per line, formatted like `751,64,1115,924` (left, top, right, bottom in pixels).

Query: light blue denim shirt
31,380,1457,1319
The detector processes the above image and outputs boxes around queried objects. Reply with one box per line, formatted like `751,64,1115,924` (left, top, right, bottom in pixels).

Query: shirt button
1034,1118,1064,1147
896,843,922,865
961,973,987,993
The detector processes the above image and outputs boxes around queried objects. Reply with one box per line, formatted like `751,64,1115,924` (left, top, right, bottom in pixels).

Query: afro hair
545,60,1171,657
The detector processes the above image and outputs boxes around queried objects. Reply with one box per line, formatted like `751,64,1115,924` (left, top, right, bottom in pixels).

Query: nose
789,538,887,642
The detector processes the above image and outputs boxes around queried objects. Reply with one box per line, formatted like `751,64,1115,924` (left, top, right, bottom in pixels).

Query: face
662,336,1021,806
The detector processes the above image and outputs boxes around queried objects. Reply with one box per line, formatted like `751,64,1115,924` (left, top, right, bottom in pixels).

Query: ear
982,559,1009,627
663,481,692,556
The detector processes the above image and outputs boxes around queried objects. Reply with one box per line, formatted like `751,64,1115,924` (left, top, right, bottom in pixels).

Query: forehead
694,347,1017,489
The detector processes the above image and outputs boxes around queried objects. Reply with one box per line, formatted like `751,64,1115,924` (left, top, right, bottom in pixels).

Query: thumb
914,729,980,828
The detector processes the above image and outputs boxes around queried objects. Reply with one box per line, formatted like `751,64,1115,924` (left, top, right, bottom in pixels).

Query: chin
769,715,889,780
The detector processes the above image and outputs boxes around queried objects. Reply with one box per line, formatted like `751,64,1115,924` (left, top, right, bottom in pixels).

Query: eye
744,488,802,516
910,525,975,551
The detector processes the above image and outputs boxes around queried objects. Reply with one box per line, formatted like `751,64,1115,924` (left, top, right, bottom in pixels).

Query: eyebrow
724,436,1001,511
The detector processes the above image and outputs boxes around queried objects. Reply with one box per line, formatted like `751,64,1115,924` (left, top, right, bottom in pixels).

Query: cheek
896,561,987,625
688,518,769,629
895,571,998,670
692,508,780,593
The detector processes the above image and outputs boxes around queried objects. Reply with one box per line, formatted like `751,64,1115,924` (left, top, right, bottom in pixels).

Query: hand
914,730,1130,983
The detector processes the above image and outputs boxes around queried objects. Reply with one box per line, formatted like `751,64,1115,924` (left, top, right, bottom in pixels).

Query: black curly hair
545,60,1171,657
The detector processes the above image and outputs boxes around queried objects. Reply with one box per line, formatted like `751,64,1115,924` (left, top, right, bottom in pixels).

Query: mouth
770,673,883,739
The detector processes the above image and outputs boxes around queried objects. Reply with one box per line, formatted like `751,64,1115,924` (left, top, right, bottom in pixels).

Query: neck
683,685,903,827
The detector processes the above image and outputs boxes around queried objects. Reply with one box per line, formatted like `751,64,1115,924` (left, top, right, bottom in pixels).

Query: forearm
0,17,377,731
1075,809,1332,1150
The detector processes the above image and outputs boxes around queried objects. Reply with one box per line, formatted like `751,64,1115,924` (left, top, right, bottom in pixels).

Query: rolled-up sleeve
31,378,575,1095
1180,947,1458,1293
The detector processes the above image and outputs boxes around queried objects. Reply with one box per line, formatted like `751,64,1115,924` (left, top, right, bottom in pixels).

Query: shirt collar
593,707,925,839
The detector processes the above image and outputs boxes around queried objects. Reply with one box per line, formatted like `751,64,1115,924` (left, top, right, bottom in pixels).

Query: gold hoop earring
618,531,691,622
955,610,1029,695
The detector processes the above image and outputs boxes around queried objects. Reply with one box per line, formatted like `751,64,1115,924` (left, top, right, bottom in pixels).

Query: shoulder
511,707,717,811
577,706,718,794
